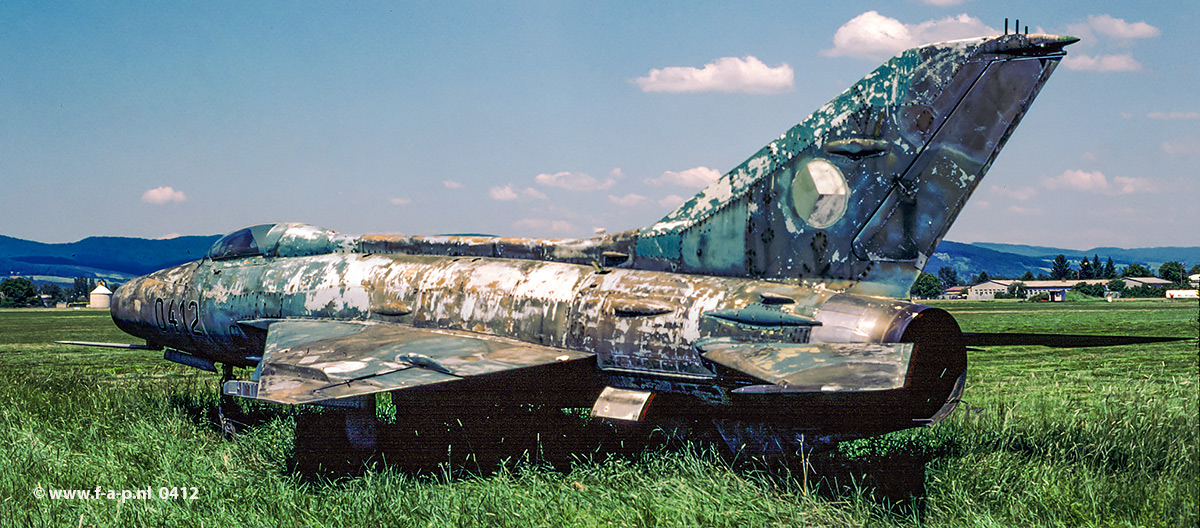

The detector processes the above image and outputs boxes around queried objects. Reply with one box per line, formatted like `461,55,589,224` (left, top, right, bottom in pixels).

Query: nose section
110,276,150,339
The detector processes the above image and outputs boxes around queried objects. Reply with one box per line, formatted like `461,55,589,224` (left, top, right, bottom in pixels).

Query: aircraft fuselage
111,249,965,445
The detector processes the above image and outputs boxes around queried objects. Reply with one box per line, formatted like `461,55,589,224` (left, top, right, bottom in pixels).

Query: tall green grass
0,301,1196,527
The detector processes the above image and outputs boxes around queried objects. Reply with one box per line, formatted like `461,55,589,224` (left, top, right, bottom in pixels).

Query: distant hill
0,234,219,286
927,241,1053,279
1,232,1195,288
972,243,1200,270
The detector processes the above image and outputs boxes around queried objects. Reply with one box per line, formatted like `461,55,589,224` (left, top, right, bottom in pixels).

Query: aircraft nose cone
988,33,1079,56
109,277,145,331
1030,34,1080,48
1055,35,1082,46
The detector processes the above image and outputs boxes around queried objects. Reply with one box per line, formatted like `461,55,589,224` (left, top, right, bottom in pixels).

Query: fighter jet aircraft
70,32,1156,457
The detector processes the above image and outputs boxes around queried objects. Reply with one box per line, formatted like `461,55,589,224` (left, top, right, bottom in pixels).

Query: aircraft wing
696,338,914,393
229,320,593,405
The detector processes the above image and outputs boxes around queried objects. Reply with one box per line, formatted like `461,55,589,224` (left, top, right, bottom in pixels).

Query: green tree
0,277,39,307
1103,257,1117,279
969,270,990,285
1189,264,1200,276
1158,261,1186,284
1072,282,1106,297
1107,279,1127,293
1124,284,1166,298
1078,257,1094,279
1019,270,1036,281
70,277,94,302
1050,254,1072,280
910,272,944,299
38,282,66,304
937,266,961,289
1007,281,1027,298
1122,263,1151,277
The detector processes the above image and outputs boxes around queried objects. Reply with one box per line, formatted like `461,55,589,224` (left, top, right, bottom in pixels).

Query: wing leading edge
224,320,593,405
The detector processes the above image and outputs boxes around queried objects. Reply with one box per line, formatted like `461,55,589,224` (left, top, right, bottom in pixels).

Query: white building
89,283,112,309
965,277,1166,301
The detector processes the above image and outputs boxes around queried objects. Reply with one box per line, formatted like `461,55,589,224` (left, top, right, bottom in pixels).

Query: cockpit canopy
206,223,356,261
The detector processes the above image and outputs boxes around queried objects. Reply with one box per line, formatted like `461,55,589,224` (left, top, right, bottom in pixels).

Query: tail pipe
884,304,968,423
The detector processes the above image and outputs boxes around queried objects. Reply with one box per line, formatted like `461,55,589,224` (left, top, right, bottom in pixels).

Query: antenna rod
1005,18,1008,35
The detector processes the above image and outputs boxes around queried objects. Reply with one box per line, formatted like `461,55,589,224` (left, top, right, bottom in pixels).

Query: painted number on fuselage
154,298,203,335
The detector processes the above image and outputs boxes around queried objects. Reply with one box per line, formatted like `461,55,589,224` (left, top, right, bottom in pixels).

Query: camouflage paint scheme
107,34,1075,455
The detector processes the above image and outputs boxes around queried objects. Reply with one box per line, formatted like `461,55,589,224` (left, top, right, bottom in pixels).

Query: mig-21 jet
69,32,1169,458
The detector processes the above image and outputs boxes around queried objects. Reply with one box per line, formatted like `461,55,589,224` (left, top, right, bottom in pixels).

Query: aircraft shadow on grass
174,393,931,510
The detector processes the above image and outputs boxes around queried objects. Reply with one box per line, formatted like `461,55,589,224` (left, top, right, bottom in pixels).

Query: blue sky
2,1,1196,249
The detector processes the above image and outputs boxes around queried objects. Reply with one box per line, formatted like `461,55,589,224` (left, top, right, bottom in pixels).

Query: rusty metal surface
697,338,913,392
591,386,655,422
103,34,1077,454
252,320,591,404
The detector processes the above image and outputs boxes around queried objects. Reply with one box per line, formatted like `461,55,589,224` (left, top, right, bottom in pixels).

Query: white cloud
489,184,545,200
634,56,793,94
534,171,615,191
155,233,183,240
1060,15,1158,74
489,185,518,200
608,193,649,207
513,218,575,233
442,180,464,189
522,187,548,200
1042,169,1109,191
388,197,412,205
989,185,1037,201
645,166,722,188
1067,14,1160,41
1006,205,1042,215
1110,176,1155,194
658,195,688,209
1148,112,1200,120
1162,139,1200,158
823,11,994,60
1062,53,1141,72
141,186,186,204
1041,169,1154,195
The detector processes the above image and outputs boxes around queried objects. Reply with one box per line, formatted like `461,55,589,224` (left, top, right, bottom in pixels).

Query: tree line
911,254,1199,299
0,276,100,308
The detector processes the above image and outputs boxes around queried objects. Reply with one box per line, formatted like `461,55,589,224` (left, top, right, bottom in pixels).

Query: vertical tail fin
633,34,1077,297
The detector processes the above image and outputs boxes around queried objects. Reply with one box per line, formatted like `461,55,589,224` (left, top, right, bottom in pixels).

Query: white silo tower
89,282,112,309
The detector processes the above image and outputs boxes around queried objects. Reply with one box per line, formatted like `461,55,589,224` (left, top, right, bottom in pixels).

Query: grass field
1,300,1196,527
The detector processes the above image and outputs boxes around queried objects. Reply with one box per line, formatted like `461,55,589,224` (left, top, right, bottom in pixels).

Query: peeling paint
104,33,1074,456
